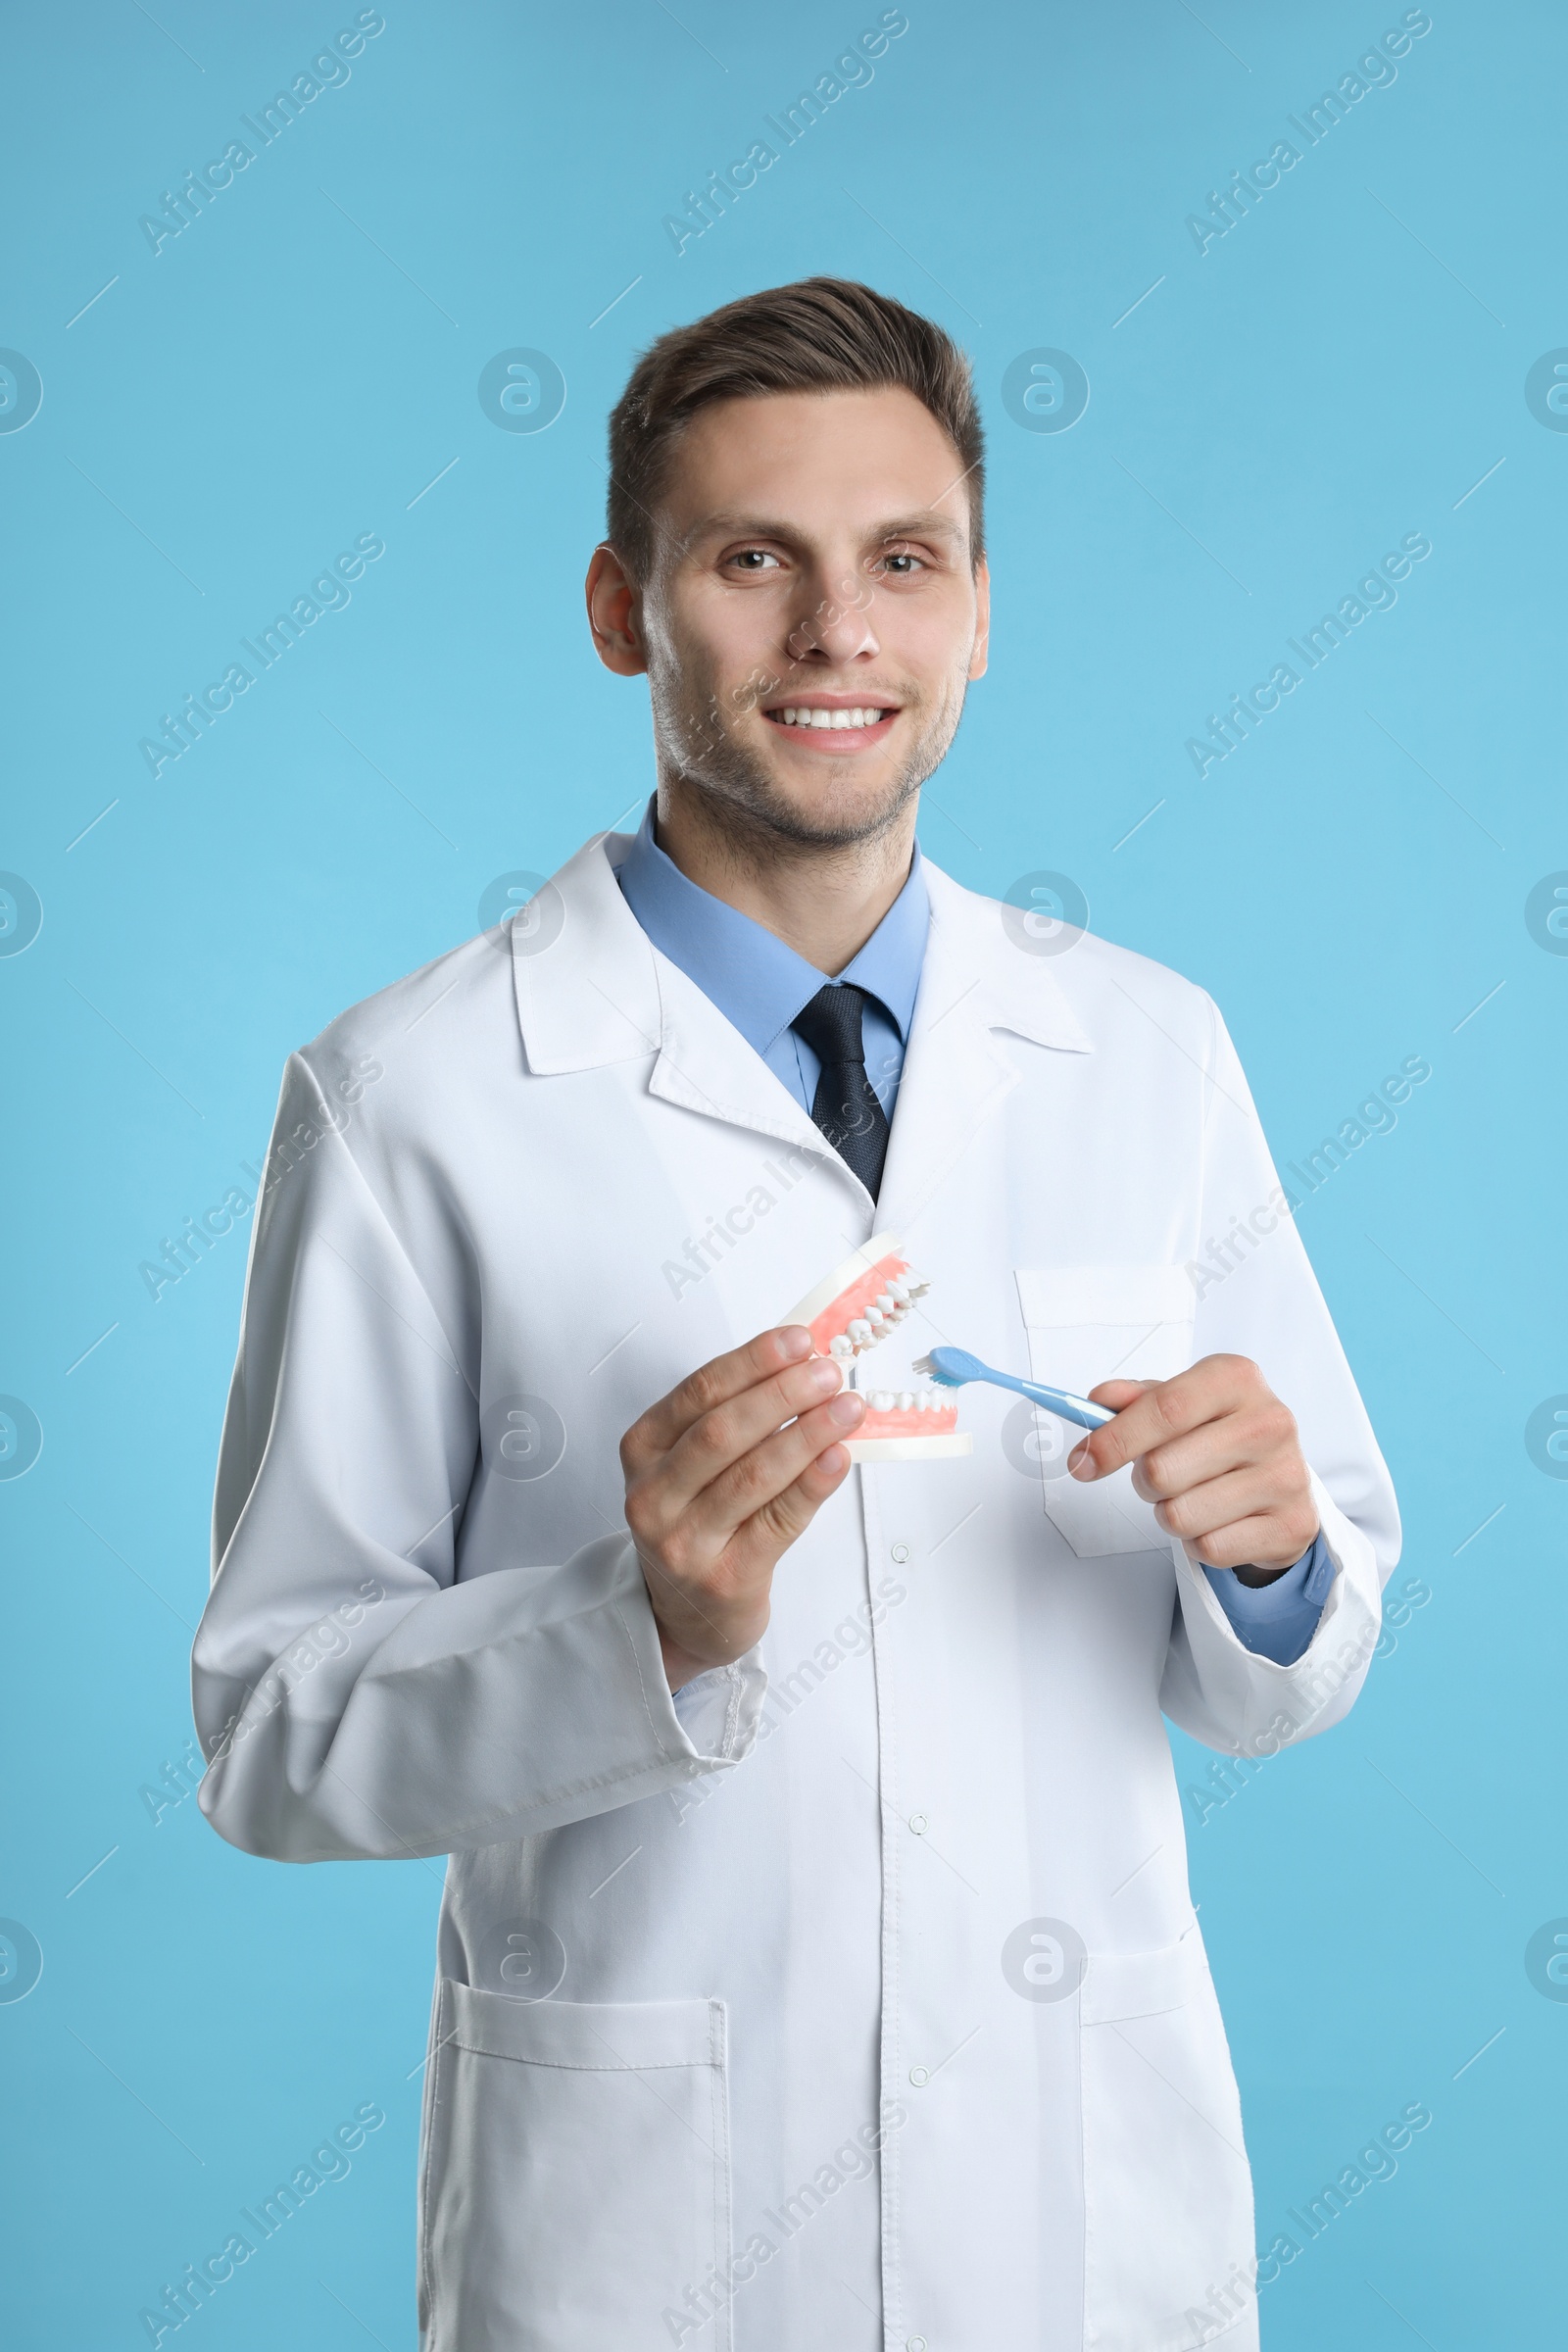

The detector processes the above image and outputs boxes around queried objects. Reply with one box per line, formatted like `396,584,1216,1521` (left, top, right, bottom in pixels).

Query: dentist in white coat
194,279,1398,2352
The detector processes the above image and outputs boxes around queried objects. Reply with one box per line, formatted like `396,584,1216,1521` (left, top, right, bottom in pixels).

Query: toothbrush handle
1013,1376,1116,1432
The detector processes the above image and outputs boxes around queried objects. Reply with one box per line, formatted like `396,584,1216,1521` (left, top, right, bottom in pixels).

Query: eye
877,549,926,577
725,548,784,573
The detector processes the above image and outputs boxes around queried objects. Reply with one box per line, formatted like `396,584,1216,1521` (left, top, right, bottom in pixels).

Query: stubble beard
651,653,969,859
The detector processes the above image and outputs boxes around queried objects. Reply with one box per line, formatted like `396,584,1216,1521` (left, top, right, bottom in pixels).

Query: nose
786,571,881,665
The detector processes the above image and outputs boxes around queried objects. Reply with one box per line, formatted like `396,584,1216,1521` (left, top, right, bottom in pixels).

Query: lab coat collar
870,858,1093,1232
512,829,829,1158
921,858,1094,1056
510,831,663,1074
512,831,1094,1213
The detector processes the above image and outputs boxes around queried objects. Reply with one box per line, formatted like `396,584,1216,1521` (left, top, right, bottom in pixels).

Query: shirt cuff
1201,1532,1336,1666
669,1652,766,1760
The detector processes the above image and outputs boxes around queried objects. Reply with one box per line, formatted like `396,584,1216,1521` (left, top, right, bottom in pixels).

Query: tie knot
792,983,869,1067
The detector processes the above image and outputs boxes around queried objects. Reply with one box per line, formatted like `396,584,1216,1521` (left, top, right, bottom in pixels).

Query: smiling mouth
762,703,899,734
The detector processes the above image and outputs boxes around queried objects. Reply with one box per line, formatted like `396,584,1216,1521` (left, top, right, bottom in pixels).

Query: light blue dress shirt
614,798,927,1124
614,798,1331,1664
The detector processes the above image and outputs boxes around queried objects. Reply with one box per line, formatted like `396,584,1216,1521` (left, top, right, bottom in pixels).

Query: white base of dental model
784,1236,973,1463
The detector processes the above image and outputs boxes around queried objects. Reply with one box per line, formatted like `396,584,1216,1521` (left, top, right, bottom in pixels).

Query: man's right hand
620,1325,866,1693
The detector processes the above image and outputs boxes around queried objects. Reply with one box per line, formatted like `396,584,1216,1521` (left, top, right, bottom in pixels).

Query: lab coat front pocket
1014,1265,1197,1558
418,1981,731,2352
1079,1934,1254,2352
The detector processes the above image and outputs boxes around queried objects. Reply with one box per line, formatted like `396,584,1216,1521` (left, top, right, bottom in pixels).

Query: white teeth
854,1387,948,1415
829,1333,854,1358
886,1280,909,1304
775,706,888,730
874,1293,896,1312
846,1318,872,1346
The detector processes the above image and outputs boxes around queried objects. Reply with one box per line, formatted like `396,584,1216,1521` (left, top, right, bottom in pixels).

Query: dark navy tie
791,983,891,1200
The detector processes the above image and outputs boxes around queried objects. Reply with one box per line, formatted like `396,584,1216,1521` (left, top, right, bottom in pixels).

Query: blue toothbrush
911,1346,1116,1431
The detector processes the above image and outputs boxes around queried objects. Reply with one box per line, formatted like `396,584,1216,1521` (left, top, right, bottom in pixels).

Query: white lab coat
193,830,1398,2352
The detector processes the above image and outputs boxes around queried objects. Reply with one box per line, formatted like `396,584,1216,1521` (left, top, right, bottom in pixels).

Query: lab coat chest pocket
1014,1266,1196,1559
419,1982,731,2351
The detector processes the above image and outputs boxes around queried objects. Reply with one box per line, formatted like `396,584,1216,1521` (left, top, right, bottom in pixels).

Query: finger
739,1432,859,1558
629,1348,839,1529
1181,1511,1317,1572
1074,1357,1253,1481
634,1396,863,1666
1131,1397,1301,1504
1151,1463,1307,1545
625,1325,815,1466
653,1355,851,1525
679,1391,867,1551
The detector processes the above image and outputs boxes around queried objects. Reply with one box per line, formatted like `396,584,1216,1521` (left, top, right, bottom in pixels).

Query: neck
653,773,917,975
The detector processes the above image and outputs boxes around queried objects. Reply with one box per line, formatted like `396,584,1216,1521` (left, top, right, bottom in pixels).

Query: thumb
1087,1378,1152,1411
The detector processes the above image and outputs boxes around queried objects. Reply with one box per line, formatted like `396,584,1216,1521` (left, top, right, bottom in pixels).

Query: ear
585,543,648,676
967,556,991,682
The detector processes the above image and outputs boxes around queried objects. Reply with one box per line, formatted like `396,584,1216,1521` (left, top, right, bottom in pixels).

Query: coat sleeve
1157,1001,1400,1759
192,1052,763,1864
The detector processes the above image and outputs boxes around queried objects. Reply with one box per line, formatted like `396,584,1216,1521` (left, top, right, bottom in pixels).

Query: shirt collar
614,796,929,1058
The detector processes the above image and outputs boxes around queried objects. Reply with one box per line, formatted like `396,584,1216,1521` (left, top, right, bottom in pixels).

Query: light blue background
2,2,1562,2344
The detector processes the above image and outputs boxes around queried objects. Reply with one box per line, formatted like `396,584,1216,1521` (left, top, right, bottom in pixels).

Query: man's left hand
1070,1354,1319,1582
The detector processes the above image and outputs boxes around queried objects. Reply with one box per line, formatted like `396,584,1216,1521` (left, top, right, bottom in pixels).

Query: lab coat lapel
876,858,1094,1235
514,830,835,1164
648,968,834,1160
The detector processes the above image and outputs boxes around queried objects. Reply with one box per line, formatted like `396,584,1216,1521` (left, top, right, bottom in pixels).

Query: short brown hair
606,275,984,583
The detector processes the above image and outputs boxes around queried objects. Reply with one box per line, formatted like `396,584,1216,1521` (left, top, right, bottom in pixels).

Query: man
194,278,1397,2351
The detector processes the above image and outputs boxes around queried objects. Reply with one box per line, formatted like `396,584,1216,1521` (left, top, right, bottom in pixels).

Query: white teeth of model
847,1318,872,1346
871,1391,894,1410
886,1279,909,1303
915,1391,930,1411
874,1293,896,1312
898,1391,914,1410
865,1306,886,1327
829,1333,854,1358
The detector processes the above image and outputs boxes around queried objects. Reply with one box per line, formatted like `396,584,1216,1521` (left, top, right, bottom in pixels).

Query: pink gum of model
783,1235,973,1463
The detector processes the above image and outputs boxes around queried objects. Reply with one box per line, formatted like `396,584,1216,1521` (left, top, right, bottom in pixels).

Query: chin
754,765,915,848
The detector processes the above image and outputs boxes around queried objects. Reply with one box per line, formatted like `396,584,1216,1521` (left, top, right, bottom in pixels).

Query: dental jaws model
783,1235,973,1462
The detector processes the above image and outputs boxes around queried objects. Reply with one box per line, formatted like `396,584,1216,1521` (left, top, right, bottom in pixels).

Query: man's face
627,386,989,850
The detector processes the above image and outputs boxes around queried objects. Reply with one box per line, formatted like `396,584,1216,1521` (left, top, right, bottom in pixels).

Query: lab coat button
908,1813,928,1835
907,2337,928,2350
908,2065,929,2086
891,1543,910,1562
